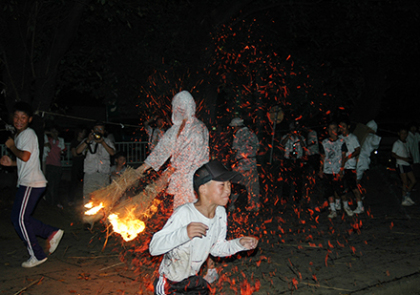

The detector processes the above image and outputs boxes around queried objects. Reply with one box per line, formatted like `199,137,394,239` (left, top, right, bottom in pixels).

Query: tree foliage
1,0,419,128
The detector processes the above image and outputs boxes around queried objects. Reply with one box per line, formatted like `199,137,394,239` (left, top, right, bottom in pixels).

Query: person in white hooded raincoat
356,120,381,181
137,90,209,209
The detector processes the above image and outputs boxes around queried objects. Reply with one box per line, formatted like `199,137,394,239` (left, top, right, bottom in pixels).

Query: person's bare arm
319,153,325,178
76,133,93,155
5,138,31,162
99,138,115,156
339,151,346,178
392,152,411,162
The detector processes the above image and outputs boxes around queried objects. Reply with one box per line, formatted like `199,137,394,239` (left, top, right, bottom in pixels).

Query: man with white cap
355,120,381,213
356,120,382,182
228,117,260,211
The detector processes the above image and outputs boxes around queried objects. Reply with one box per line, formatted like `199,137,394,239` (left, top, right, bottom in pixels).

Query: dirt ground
1,164,420,295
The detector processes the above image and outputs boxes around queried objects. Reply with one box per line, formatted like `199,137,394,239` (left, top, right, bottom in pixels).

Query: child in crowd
0,102,64,268
149,161,259,294
319,122,347,218
110,151,127,183
339,120,361,215
392,127,416,206
279,122,306,204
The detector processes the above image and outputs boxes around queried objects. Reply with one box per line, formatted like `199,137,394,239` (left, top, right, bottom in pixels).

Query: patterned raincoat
144,91,209,208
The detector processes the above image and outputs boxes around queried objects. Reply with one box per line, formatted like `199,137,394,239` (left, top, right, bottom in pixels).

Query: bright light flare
84,202,104,215
108,213,145,242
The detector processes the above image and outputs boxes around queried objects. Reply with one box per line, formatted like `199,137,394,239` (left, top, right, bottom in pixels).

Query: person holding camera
280,122,307,204
76,121,115,204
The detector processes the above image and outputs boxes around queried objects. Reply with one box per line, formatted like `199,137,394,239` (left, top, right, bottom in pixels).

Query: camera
93,132,103,140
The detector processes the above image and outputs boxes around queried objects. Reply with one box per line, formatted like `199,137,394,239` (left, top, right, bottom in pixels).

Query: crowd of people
1,95,420,295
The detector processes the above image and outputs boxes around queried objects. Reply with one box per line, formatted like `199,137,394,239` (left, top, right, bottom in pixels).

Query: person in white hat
228,117,261,211
356,120,381,182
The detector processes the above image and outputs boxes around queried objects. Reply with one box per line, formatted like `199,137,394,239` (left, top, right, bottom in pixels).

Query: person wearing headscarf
137,90,209,209
356,120,382,182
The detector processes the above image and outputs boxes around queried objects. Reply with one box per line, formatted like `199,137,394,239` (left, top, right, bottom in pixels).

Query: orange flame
84,202,104,215
108,212,145,242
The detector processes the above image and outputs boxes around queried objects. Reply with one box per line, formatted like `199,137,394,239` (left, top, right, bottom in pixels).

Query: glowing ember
108,213,145,242
84,202,104,215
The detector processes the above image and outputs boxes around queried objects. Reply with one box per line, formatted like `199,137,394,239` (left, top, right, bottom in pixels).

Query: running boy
149,161,259,294
319,122,347,218
0,102,64,268
392,127,416,206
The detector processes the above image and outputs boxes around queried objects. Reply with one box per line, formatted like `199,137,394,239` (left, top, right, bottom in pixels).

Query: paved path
1,165,419,294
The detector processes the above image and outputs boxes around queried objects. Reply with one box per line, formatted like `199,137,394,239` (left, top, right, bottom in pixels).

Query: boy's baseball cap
193,161,243,192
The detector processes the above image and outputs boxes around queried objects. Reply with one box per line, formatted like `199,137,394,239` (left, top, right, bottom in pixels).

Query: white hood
171,91,196,125
366,120,378,133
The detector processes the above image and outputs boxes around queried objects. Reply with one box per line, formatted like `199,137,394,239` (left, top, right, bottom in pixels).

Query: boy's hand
239,236,259,250
187,222,209,239
87,132,94,142
5,137,15,149
0,155,12,166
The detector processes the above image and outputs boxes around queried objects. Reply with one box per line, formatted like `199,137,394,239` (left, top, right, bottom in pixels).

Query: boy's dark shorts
397,164,412,174
154,275,210,295
323,173,344,198
343,169,357,192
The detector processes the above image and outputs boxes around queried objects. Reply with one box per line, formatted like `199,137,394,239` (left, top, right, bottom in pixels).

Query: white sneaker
48,229,64,254
406,196,415,205
328,211,337,218
204,268,219,284
402,199,413,206
353,207,364,214
335,202,341,211
22,256,47,268
344,206,354,216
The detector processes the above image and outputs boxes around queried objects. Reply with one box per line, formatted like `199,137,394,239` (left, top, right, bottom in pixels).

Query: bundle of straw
83,167,145,227
104,168,174,241
110,167,174,220
90,167,144,211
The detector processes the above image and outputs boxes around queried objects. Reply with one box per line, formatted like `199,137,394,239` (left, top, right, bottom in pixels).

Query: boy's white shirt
339,133,360,169
392,139,410,166
15,128,47,187
149,202,247,282
321,137,346,175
